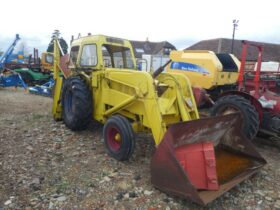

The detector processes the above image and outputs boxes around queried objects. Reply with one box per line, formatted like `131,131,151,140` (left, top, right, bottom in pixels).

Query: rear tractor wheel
210,95,259,140
61,76,92,130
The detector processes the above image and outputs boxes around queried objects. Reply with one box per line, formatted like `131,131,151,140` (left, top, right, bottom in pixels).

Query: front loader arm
97,70,199,145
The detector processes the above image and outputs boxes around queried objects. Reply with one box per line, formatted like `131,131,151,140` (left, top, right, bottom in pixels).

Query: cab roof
71,35,132,48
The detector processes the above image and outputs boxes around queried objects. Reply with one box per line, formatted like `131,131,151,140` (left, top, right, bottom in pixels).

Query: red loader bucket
151,113,266,206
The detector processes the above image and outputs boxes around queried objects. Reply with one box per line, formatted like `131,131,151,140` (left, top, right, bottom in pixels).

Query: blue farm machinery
0,34,27,89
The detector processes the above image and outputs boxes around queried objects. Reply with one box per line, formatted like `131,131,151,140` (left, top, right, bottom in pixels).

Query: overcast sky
1,0,280,54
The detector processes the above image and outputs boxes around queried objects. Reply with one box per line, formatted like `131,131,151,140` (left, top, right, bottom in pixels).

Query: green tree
47,30,68,55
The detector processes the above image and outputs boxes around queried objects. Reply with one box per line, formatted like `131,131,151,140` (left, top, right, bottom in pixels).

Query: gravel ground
0,88,280,210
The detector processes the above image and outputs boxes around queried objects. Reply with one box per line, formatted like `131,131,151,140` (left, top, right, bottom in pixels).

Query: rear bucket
151,113,266,206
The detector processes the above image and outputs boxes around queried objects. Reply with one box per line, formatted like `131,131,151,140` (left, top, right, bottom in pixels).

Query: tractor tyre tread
116,115,135,160
62,76,92,131
103,115,135,161
210,95,259,140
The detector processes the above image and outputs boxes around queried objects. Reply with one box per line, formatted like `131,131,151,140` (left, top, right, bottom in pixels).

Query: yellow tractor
46,35,266,205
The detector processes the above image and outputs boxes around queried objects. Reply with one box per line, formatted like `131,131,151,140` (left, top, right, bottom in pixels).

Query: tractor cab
68,35,137,71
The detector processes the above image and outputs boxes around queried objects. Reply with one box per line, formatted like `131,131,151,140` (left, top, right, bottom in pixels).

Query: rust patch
215,148,254,184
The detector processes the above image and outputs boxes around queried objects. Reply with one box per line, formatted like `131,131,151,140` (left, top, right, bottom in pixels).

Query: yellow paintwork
167,50,240,90
52,35,199,146
52,39,64,120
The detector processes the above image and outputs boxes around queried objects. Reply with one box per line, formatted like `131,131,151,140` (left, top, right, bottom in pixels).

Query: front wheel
103,115,135,161
210,95,259,140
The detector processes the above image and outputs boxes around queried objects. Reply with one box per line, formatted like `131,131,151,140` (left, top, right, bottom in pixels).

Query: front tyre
103,115,135,161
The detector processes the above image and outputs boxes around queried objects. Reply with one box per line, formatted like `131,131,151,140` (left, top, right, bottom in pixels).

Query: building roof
186,38,280,62
130,40,176,58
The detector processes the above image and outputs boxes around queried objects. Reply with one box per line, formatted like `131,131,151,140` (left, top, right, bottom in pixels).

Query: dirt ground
0,88,280,210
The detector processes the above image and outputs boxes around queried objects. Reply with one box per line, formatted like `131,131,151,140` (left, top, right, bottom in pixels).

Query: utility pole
231,19,239,54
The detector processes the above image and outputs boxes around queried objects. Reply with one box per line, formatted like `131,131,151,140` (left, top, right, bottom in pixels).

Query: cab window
69,46,79,65
80,44,97,66
45,54,53,64
113,51,123,68
102,44,135,69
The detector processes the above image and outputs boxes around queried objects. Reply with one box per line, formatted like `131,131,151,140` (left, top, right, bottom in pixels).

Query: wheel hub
107,127,122,151
114,133,121,142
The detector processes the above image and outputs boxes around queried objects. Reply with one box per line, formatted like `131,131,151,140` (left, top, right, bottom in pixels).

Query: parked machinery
0,34,27,89
13,50,52,86
167,50,240,99
0,34,54,89
27,52,56,97
211,41,280,141
28,53,70,97
45,35,266,205
167,41,280,142
241,60,280,95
